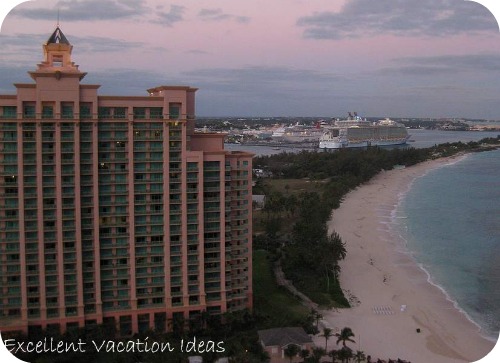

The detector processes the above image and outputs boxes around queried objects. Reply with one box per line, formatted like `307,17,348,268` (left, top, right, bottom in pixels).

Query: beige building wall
0,26,252,336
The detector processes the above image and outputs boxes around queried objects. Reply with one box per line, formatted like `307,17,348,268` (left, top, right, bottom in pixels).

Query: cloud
83,69,167,95
0,33,55,67
11,0,149,21
198,8,250,24
184,66,342,83
0,65,34,92
0,63,358,116
182,66,345,95
71,35,145,53
382,53,500,75
297,0,497,39
176,66,356,116
184,49,210,55
152,4,185,27
0,32,145,64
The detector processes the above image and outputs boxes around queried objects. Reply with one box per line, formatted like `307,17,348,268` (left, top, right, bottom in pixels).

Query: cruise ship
319,113,410,149
272,123,324,142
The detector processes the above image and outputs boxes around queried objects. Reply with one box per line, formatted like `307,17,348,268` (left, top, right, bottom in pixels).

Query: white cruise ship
319,113,410,149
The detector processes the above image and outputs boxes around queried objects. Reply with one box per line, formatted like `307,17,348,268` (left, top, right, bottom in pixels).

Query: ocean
230,129,500,340
395,149,500,341
225,129,500,156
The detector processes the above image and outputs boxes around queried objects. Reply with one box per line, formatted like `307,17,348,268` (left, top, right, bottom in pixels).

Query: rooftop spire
47,26,70,45
30,25,86,81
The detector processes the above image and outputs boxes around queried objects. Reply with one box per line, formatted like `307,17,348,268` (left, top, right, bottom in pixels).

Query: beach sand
314,156,496,363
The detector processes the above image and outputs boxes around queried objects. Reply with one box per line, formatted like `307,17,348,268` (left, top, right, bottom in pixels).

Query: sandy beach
315,156,496,363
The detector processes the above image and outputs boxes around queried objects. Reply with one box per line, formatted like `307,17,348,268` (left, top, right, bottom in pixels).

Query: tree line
253,138,500,308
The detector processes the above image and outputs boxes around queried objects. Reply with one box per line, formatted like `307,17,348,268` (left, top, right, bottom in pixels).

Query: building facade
0,27,253,335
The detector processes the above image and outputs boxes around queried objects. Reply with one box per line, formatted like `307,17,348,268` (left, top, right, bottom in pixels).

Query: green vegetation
253,137,500,311
253,250,311,329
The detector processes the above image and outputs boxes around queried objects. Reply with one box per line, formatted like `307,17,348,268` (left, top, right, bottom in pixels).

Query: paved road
274,259,318,311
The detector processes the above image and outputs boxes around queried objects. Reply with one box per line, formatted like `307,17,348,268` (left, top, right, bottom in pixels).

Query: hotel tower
0,27,253,335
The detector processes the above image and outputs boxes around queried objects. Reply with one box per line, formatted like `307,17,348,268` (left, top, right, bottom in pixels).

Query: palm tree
319,232,347,292
284,344,300,363
354,350,367,362
328,349,338,363
329,232,347,261
310,309,323,330
335,327,356,347
299,348,310,362
337,346,353,363
320,327,334,352
309,347,326,363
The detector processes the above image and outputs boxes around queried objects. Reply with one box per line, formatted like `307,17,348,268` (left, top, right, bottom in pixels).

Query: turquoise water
398,149,500,340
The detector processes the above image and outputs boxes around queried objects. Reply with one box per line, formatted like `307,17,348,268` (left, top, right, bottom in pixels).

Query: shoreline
316,155,496,362
391,155,493,340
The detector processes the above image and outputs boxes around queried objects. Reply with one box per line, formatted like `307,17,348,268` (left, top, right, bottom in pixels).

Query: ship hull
319,136,409,149
319,117,410,149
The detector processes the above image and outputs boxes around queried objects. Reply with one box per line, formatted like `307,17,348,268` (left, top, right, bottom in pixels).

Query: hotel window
23,103,36,118
80,104,92,119
41,105,54,119
169,103,180,119
61,103,74,119
150,107,162,119
133,107,146,119
114,107,126,119
2,106,16,118
23,131,35,140
115,195,127,204
98,107,111,119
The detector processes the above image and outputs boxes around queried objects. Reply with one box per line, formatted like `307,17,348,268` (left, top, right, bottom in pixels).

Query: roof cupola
29,26,86,80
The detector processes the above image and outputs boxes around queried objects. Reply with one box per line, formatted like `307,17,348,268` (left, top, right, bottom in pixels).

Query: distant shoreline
317,153,496,362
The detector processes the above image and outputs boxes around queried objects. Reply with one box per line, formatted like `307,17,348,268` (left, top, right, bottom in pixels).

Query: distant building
0,26,253,335
252,194,266,209
258,327,314,363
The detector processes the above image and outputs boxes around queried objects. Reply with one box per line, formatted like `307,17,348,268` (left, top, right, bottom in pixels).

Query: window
133,107,146,119
150,107,163,119
23,103,36,118
52,56,63,67
2,106,16,118
24,131,35,139
80,104,92,119
114,107,126,119
61,103,74,119
98,107,111,119
169,103,180,119
41,106,53,119
151,194,162,201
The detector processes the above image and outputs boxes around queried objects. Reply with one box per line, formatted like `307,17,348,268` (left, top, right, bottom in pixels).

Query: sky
0,0,500,118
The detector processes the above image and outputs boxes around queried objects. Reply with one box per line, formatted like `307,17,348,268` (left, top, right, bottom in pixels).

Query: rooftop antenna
57,8,60,27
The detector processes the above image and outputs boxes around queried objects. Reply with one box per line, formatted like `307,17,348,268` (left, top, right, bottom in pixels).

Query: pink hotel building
0,27,253,335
